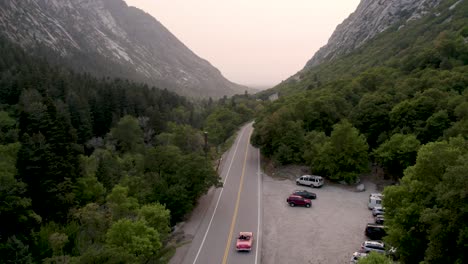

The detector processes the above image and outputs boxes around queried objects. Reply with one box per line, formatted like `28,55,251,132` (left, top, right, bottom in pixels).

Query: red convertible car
236,232,254,252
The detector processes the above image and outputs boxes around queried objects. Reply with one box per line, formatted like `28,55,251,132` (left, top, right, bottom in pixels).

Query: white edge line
255,147,261,264
192,127,246,264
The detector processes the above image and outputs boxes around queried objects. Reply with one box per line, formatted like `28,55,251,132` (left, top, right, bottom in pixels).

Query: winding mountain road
181,122,262,264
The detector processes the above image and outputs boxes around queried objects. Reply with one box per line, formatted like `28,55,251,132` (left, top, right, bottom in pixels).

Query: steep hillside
258,0,466,98
0,0,248,98
305,0,443,68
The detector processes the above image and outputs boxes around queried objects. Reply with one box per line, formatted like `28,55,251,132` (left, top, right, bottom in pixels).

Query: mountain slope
257,0,466,99
305,0,443,68
0,0,247,98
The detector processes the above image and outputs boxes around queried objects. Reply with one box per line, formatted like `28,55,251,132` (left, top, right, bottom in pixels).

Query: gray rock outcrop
304,0,443,68
0,0,248,98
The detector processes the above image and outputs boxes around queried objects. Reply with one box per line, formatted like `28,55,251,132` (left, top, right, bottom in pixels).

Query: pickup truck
236,232,254,252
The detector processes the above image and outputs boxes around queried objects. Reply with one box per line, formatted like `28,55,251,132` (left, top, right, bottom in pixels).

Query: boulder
356,184,366,192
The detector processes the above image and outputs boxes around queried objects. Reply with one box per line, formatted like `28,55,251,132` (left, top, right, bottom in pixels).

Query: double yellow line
222,131,251,264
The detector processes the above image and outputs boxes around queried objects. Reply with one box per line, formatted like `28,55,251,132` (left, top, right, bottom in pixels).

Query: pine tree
16,95,81,222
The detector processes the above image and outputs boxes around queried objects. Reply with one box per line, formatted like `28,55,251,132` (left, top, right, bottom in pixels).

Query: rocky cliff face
305,0,443,68
0,0,247,98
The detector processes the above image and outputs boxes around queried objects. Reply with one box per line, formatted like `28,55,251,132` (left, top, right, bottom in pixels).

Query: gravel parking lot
261,171,378,264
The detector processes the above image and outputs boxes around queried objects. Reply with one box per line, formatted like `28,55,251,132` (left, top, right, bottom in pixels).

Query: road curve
181,122,262,264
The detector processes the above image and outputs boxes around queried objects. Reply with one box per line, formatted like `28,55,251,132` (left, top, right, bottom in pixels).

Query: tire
305,203,311,208
296,181,300,185
289,203,295,207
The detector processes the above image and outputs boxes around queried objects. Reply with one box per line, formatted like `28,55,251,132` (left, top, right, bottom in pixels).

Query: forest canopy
0,36,260,263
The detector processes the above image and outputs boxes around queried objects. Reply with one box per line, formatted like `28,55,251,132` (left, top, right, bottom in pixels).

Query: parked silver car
372,206,385,216
360,240,385,254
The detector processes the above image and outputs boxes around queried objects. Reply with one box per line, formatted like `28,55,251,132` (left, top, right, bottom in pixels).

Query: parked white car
296,175,324,188
350,251,368,263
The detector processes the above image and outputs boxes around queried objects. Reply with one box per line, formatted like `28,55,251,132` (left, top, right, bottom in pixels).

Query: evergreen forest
1,0,467,263
0,37,260,263
252,1,467,263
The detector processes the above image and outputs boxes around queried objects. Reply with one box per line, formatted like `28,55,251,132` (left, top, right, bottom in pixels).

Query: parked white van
368,193,383,209
296,175,324,188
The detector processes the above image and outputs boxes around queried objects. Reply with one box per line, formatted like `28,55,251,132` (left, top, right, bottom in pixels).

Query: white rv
368,193,383,209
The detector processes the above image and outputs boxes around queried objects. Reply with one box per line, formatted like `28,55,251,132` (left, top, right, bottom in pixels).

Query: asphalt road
181,122,262,264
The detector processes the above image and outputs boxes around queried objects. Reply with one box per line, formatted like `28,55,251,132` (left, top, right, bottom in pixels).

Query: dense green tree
108,115,145,154
383,137,468,264
0,111,18,144
421,110,451,143
372,133,421,177
16,93,81,222
357,252,393,264
33,221,79,262
106,219,161,262
75,174,106,205
138,204,171,241
73,203,110,252
175,153,221,201
160,184,192,224
302,130,327,168
0,236,34,264
0,143,38,260
444,100,468,138
204,107,241,145
71,246,134,264
350,93,393,148
272,120,305,164
67,92,93,144
252,106,295,157
311,120,369,183
93,149,122,191
106,185,139,221
144,146,182,176
294,91,349,134
165,122,205,154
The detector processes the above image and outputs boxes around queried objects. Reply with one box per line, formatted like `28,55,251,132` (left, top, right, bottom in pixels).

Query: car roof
239,231,253,236
366,223,384,228
300,174,323,178
289,194,303,198
363,240,384,245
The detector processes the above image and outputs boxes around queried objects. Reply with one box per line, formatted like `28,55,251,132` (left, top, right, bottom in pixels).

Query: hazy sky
124,0,360,88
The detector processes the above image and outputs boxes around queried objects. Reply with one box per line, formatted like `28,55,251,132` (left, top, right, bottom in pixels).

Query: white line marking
255,147,261,264
192,127,246,264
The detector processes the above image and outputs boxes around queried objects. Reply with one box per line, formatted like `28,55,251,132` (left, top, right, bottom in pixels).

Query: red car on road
236,232,254,252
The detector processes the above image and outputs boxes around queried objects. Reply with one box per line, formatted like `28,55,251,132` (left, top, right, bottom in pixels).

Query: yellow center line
222,130,251,264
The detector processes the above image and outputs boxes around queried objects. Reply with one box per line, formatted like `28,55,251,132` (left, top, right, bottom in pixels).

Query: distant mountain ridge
304,0,443,68
0,0,248,98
